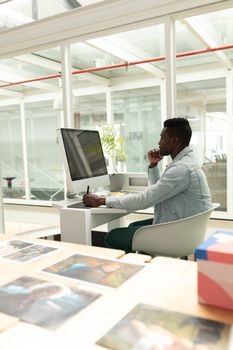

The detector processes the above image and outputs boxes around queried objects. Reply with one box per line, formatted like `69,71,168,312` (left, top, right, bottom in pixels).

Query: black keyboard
67,202,92,209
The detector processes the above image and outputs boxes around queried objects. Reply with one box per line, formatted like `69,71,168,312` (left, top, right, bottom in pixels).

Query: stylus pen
86,185,90,194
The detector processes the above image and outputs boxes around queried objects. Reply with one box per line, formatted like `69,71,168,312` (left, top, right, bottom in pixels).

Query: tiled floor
2,221,60,239
2,215,233,238
4,221,49,235
207,218,233,236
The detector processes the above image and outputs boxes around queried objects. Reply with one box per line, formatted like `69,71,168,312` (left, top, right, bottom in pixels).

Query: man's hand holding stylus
83,193,106,207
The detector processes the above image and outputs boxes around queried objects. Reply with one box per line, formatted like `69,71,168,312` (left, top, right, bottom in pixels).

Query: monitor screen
57,128,110,194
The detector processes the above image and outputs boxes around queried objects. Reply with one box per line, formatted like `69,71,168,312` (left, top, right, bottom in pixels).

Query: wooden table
0,236,232,350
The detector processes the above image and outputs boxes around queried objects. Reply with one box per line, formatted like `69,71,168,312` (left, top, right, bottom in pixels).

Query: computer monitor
57,128,110,195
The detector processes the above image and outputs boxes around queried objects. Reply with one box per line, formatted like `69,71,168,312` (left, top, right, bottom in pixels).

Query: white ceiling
0,0,104,29
0,0,232,102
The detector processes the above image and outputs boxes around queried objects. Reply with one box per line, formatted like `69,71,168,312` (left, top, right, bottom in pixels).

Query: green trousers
105,218,153,253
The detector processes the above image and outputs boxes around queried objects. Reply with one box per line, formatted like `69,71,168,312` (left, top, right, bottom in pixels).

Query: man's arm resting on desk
83,193,106,207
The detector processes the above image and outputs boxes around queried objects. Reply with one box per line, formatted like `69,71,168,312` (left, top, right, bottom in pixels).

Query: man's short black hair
164,118,192,147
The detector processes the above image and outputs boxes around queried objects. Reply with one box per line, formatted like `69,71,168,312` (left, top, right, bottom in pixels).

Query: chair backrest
132,203,219,257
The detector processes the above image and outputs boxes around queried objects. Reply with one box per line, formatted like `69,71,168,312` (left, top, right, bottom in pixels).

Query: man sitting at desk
83,118,211,253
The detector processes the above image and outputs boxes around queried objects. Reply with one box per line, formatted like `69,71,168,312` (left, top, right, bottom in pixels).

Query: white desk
54,199,129,245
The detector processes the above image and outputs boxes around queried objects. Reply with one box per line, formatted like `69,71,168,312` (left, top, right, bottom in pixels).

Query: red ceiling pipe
0,73,61,88
72,44,233,75
0,43,233,88
176,44,233,58
72,55,166,75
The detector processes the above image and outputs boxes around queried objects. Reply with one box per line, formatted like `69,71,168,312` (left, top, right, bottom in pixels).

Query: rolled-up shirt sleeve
105,163,190,211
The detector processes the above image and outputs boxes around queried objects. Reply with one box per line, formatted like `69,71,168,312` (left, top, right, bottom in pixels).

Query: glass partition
0,46,63,201
0,105,25,199
24,100,63,201
112,87,161,172
177,78,226,210
74,93,107,129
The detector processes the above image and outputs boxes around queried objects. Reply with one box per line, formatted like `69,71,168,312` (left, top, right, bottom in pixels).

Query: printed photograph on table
41,254,144,288
1,244,59,263
0,239,34,257
0,276,101,330
97,303,232,350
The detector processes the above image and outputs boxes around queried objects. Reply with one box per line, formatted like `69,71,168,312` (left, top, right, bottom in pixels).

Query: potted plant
99,125,126,191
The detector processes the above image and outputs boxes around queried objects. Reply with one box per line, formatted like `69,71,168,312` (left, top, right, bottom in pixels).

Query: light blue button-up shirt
106,146,212,224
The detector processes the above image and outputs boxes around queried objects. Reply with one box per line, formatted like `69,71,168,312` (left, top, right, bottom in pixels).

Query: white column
164,17,177,118
59,109,68,199
31,0,38,20
0,164,5,233
61,44,74,128
61,44,74,198
106,89,113,125
160,80,167,126
226,70,233,213
160,80,168,172
106,90,115,173
20,101,31,200
202,103,206,165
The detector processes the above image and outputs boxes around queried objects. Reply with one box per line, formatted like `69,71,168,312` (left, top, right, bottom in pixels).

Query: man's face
158,127,174,156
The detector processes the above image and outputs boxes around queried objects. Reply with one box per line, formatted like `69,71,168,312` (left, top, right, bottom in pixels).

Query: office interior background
0,0,232,224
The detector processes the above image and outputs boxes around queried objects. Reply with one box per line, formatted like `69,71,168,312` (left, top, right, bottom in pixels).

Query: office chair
132,203,219,258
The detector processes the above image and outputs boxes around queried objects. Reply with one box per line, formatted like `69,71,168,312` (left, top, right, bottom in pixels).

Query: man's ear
171,136,178,145
172,136,182,149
